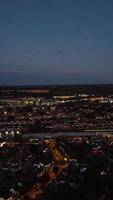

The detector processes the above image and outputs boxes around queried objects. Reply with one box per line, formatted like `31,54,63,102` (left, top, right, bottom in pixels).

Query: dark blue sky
0,0,113,85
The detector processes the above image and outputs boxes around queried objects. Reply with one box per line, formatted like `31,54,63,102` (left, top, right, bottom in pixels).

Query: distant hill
0,84,113,97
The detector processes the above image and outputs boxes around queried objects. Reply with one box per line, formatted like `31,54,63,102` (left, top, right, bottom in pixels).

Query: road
21,139,69,200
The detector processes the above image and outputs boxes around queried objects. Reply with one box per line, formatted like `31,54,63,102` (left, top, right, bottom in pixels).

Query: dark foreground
0,134,113,200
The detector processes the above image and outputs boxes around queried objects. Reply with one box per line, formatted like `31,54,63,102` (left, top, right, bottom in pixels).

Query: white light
11,131,14,136
0,142,6,147
64,157,68,161
40,162,44,167
5,131,9,135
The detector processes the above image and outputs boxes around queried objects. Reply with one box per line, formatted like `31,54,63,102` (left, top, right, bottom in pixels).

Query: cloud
56,49,69,55
0,68,112,85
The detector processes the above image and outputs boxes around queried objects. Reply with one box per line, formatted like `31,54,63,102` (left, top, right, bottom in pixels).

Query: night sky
0,0,113,85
